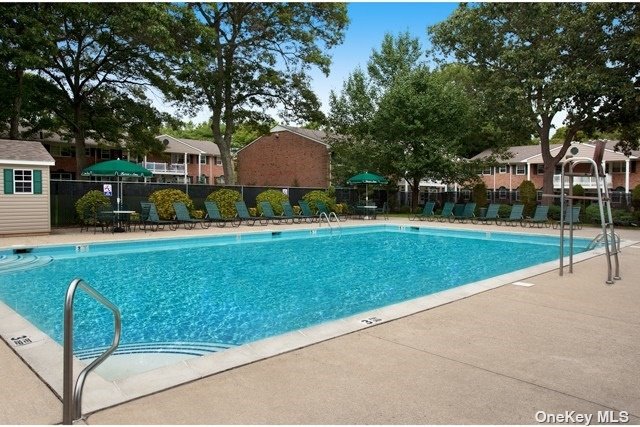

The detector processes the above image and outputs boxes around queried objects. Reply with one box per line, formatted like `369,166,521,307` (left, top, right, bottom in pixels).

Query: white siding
0,164,51,235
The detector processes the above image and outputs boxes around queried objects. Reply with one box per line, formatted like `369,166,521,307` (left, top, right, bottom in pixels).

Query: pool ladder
63,278,121,424
318,212,342,233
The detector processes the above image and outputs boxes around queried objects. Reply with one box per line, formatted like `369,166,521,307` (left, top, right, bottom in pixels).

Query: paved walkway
1,219,638,424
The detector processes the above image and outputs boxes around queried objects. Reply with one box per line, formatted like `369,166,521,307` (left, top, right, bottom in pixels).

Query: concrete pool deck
1,218,639,424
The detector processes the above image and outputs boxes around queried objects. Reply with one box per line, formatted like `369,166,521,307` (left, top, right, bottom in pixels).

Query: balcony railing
553,174,612,189
142,162,185,175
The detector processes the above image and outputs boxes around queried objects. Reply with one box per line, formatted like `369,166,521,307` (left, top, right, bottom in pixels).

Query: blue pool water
0,226,589,357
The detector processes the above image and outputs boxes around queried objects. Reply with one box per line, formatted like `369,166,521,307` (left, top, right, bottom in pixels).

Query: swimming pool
0,225,590,379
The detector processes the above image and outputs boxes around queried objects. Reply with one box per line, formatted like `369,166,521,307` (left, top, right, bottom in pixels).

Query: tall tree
33,3,176,175
0,4,53,139
371,67,475,208
172,3,348,184
367,31,423,90
430,3,637,203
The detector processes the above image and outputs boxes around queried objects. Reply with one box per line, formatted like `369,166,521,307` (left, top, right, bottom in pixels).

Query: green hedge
256,189,289,215
75,190,111,223
302,190,336,212
206,188,242,218
149,189,193,220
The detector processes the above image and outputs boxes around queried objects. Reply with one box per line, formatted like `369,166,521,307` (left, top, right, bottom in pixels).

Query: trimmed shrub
584,203,601,224
472,182,488,210
256,189,289,215
302,190,336,212
75,190,111,223
548,204,561,221
632,184,640,210
149,189,193,220
497,204,511,218
206,189,242,218
518,180,537,217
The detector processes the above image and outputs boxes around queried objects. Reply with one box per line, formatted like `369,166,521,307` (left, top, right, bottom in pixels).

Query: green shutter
33,170,42,194
3,169,13,194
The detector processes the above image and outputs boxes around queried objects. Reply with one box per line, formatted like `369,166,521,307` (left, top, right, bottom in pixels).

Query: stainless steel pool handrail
318,212,332,230
63,278,121,424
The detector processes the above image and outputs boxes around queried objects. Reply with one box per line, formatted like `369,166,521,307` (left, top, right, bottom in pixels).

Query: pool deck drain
1,219,639,424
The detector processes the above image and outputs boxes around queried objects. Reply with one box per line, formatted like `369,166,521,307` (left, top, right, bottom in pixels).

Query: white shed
0,139,55,236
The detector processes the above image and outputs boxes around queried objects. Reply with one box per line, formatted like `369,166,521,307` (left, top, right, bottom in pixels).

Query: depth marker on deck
511,281,536,287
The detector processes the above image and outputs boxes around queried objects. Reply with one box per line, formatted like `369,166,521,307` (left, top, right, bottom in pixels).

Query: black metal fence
51,180,633,226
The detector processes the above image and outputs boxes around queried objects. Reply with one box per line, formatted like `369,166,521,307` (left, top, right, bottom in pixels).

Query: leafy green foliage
302,190,336,213
585,203,635,226
429,3,639,201
256,189,289,215
498,204,511,219
149,189,193,220
170,3,348,184
472,182,488,209
74,190,111,223
632,184,640,210
206,189,242,218
518,180,537,217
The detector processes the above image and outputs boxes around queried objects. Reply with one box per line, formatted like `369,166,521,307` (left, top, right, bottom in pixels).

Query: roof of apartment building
237,125,332,154
156,134,221,156
472,140,639,163
0,139,55,165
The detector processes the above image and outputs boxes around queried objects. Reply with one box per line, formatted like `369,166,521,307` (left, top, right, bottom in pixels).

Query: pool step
75,341,236,360
0,254,53,273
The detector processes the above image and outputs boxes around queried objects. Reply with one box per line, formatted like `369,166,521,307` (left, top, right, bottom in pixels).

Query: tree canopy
169,3,349,184
429,3,639,201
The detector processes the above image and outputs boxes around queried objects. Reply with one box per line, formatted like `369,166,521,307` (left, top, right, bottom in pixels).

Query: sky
178,2,460,125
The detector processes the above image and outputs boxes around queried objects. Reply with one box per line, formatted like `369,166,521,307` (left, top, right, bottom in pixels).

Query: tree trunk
9,68,24,140
73,103,87,178
411,176,420,211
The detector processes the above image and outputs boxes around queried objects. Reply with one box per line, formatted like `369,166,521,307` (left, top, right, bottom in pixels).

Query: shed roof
0,139,55,166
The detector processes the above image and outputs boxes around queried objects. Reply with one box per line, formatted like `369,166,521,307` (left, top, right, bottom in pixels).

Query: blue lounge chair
170,202,210,230
298,200,319,222
281,201,307,224
472,203,500,225
235,201,266,226
204,201,240,227
435,202,455,222
553,205,582,230
452,202,476,223
140,202,173,232
498,204,524,226
524,205,550,228
258,201,282,225
410,202,436,221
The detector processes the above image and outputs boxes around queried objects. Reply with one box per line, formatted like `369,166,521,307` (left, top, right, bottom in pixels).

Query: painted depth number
360,316,382,325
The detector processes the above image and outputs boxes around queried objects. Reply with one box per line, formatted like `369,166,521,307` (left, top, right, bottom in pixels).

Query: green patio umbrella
347,171,388,205
82,159,152,211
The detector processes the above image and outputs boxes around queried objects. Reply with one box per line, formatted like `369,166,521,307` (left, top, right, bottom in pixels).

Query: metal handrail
63,278,121,424
318,212,332,230
328,212,342,233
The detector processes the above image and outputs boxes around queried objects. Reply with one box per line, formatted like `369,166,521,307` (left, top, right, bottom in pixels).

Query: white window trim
14,169,34,194
498,165,508,174
481,167,492,175
515,164,526,175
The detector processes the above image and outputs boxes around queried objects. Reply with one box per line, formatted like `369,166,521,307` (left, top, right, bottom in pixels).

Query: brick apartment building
236,125,331,188
471,140,640,198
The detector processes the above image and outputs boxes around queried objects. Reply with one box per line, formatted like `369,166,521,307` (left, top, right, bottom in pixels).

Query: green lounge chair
410,202,435,221
171,202,210,230
281,201,307,223
376,201,389,220
204,201,240,227
498,204,524,226
140,202,173,232
472,203,500,225
553,205,582,230
298,200,319,222
452,202,476,223
235,201,266,226
524,205,550,228
435,202,455,222
258,201,282,225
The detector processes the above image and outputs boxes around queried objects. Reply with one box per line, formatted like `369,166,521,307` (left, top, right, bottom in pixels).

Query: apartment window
100,149,111,159
171,154,184,164
481,167,492,175
498,165,508,174
200,155,207,165
461,189,471,201
213,156,222,166
51,172,73,180
536,190,543,201
514,190,520,201
536,164,544,174
498,186,507,200
51,145,73,157
607,162,626,173
85,148,91,156
515,164,526,175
